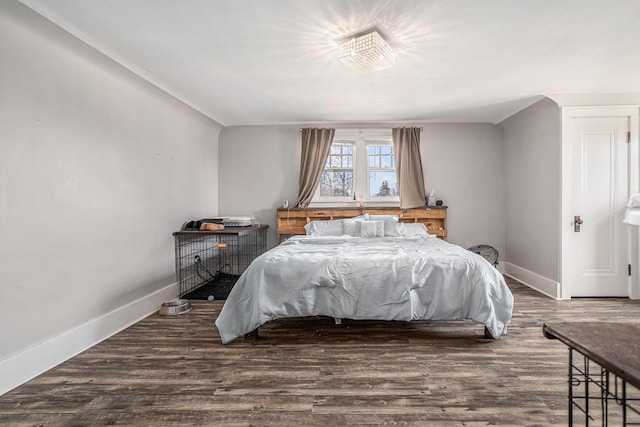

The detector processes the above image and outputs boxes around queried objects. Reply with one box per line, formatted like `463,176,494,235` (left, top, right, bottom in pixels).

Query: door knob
574,215,583,232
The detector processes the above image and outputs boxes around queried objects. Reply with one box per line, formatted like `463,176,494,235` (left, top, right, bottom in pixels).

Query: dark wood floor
2,278,640,426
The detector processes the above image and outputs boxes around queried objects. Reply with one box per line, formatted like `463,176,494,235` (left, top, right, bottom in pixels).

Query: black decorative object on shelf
436,200,443,206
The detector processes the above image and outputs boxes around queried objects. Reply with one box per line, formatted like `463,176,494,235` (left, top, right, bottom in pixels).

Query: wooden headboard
276,206,447,243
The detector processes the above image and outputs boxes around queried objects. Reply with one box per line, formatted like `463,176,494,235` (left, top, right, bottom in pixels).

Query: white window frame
315,139,356,204
311,129,399,207
365,140,398,203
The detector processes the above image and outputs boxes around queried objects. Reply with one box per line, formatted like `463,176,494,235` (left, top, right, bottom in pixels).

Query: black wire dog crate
173,225,267,299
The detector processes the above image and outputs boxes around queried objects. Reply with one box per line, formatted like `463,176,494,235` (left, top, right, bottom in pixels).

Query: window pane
369,155,380,168
320,170,353,197
344,153,352,167
369,171,398,197
381,154,393,168
368,145,394,169
327,144,353,168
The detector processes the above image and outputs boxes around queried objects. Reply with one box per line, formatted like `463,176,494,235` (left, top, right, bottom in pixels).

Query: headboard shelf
276,206,447,243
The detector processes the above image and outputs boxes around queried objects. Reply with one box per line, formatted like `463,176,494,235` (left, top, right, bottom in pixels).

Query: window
313,129,398,205
319,142,354,198
367,142,398,199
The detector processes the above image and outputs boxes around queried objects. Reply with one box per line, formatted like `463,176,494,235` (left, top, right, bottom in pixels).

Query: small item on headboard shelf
427,189,436,206
436,200,443,206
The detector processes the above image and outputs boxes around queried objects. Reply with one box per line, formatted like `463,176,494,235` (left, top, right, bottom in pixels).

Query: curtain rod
299,127,424,132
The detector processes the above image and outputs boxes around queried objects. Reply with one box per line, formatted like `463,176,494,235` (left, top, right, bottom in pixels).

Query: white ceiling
18,0,640,126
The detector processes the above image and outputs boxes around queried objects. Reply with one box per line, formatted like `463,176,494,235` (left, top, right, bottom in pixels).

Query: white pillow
368,214,400,237
355,220,384,237
369,214,399,221
396,222,431,237
304,219,344,236
342,214,369,236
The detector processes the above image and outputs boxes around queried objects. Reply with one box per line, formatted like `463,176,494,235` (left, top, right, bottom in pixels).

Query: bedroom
1,0,640,424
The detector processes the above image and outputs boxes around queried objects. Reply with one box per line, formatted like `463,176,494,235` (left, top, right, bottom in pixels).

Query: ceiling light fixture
337,29,395,74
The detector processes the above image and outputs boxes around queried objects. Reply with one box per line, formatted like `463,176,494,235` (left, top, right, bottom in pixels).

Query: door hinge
629,264,632,276
628,131,631,143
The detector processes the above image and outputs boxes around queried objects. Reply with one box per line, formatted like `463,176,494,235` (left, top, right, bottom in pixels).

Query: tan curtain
392,127,426,209
295,128,335,207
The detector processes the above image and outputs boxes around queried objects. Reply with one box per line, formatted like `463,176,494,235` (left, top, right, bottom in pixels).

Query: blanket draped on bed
215,235,514,344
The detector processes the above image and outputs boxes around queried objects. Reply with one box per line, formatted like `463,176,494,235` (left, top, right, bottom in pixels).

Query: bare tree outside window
319,142,354,197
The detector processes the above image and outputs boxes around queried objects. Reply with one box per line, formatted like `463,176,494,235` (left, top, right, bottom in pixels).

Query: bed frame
256,206,492,341
243,322,496,340
276,206,447,243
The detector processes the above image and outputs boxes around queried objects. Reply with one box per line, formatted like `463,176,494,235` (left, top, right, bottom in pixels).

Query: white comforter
215,235,513,344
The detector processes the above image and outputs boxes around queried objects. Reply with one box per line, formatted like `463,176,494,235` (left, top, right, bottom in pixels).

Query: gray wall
218,125,300,248
500,97,561,281
0,2,222,362
219,123,506,254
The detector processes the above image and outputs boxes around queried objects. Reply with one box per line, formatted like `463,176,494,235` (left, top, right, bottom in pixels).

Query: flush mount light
337,29,395,74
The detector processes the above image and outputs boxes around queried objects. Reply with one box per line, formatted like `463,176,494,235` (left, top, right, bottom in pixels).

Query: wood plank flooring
2,278,640,426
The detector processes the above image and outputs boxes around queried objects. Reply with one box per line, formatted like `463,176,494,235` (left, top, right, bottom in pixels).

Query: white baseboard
0,283,178,396
502,262,561,300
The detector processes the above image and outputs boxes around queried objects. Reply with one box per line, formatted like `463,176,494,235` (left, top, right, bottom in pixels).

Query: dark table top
543,322,640,389
173,224,267,236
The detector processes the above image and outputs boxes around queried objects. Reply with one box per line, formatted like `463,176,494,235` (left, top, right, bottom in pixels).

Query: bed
215,216,514,344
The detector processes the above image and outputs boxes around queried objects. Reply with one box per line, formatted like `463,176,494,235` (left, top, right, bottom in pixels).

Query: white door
567,115,629,297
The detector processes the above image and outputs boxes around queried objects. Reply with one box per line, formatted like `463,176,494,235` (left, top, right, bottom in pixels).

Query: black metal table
543,322,640,426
